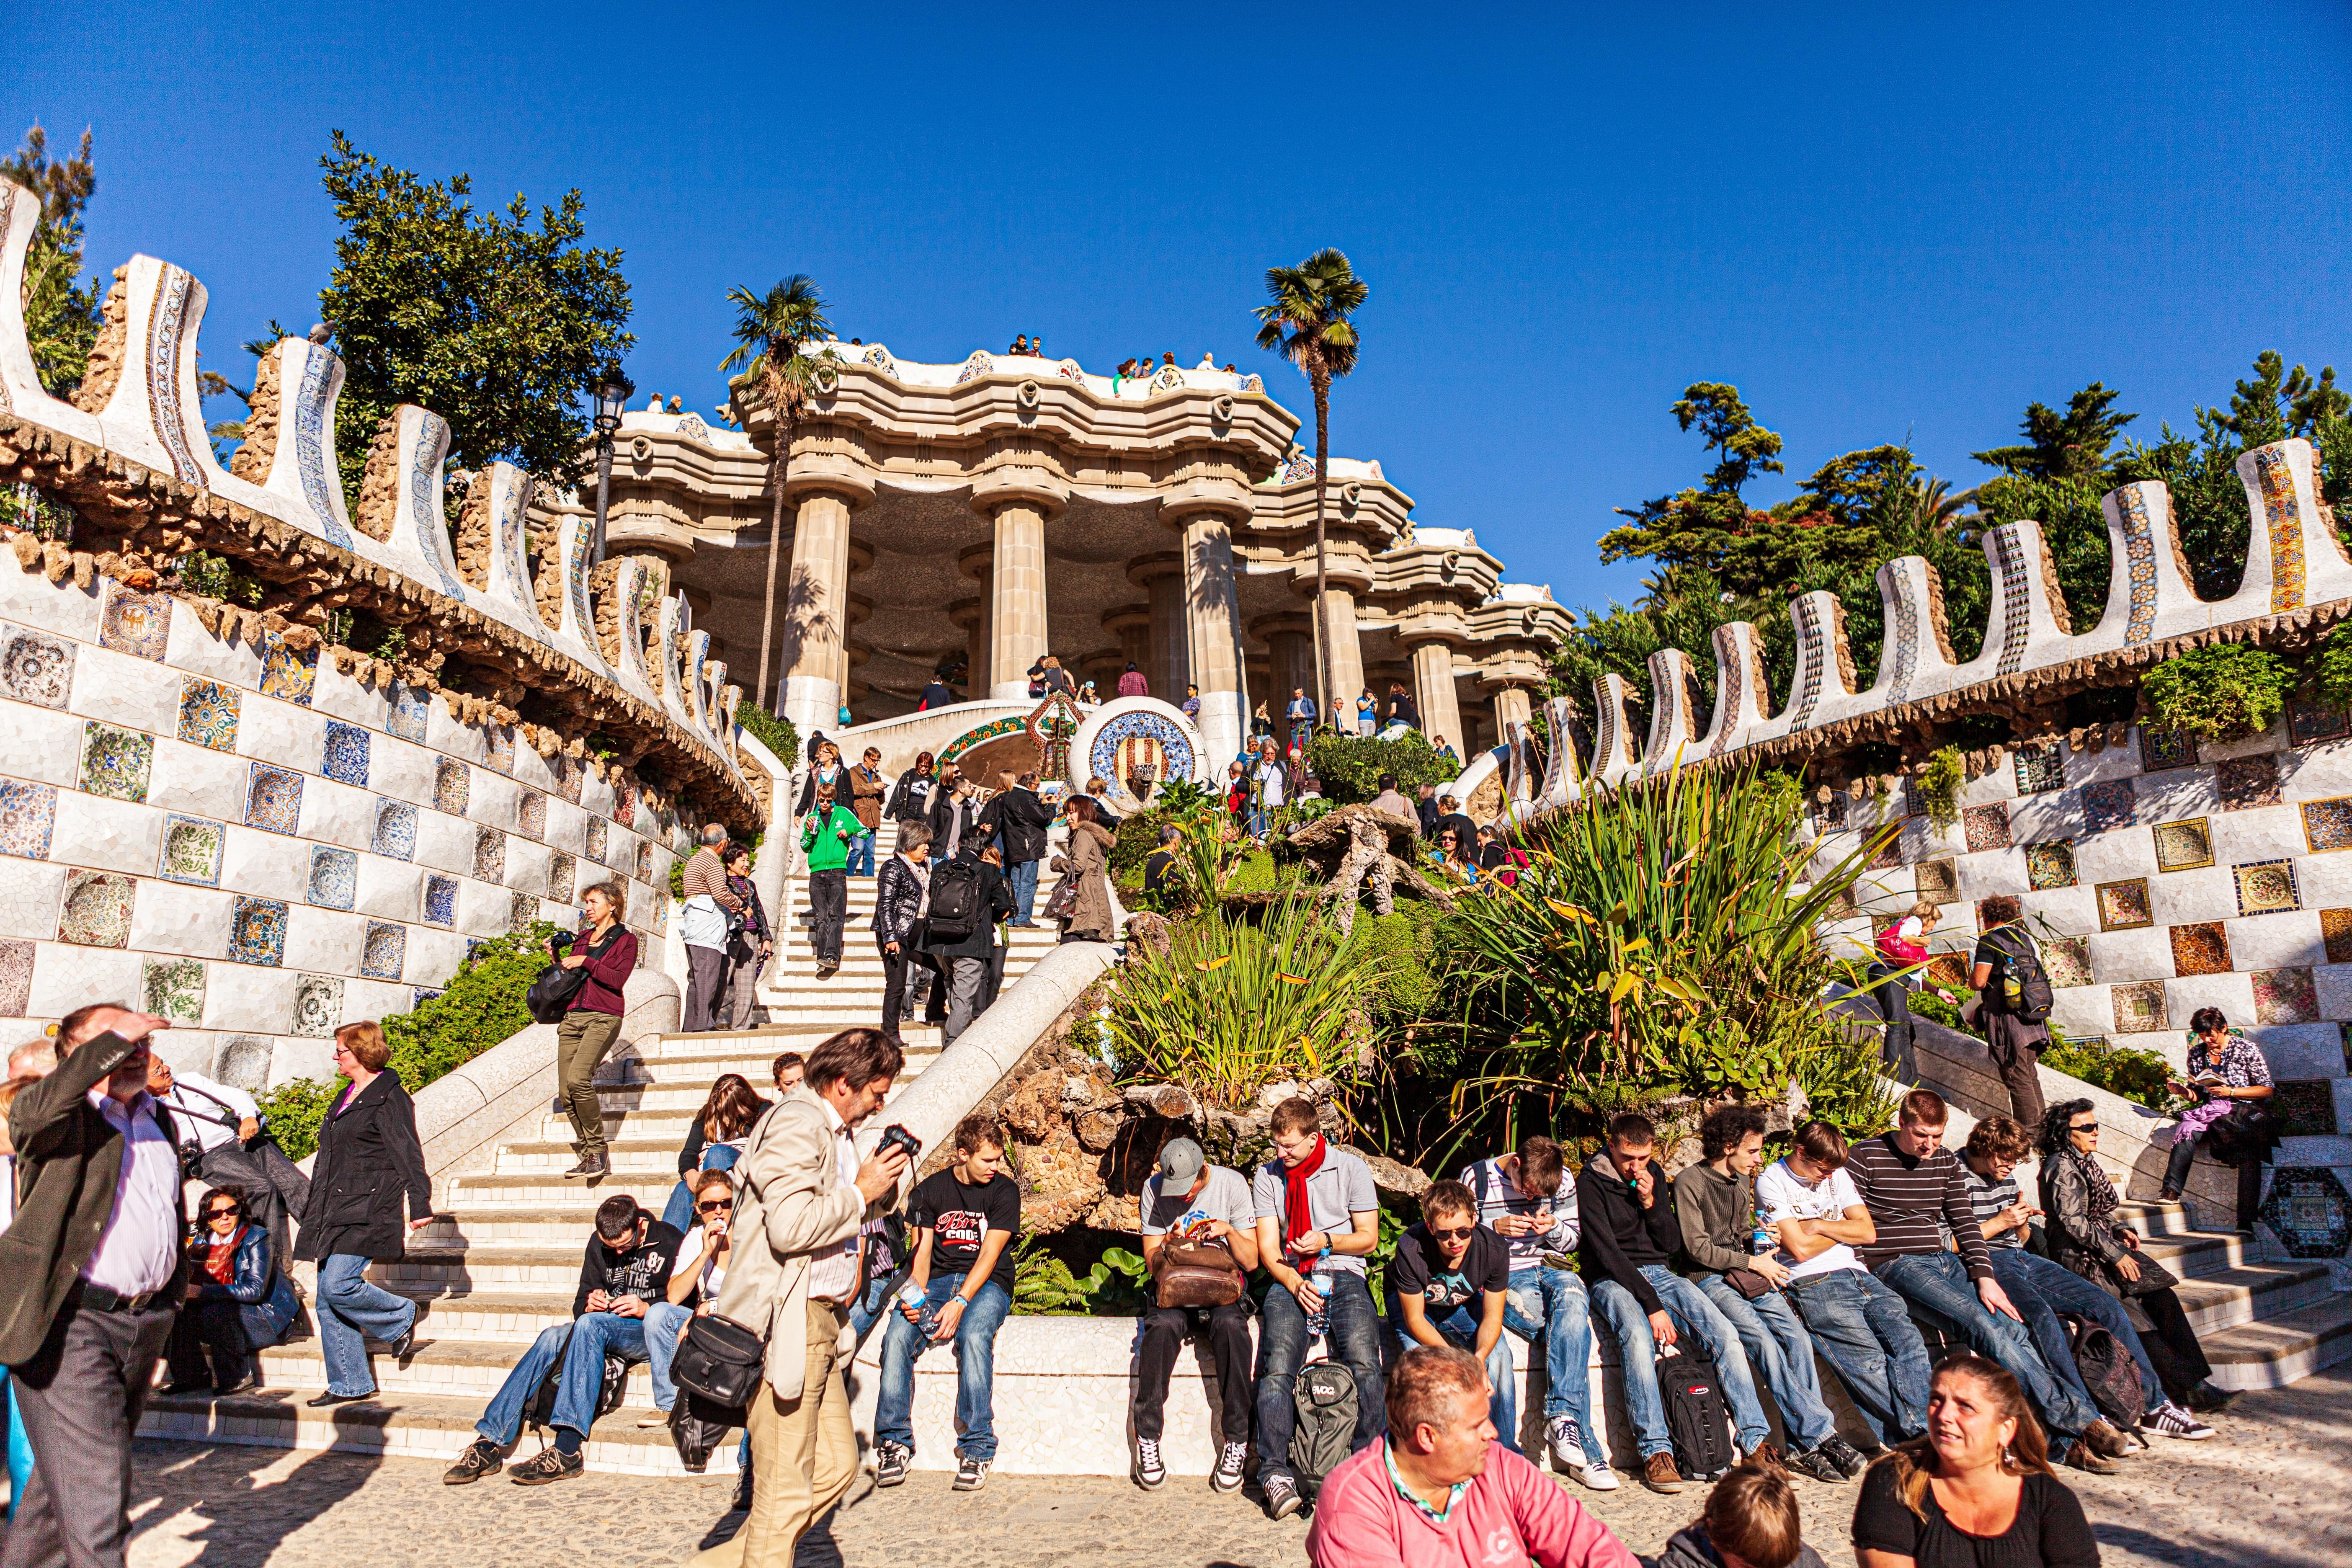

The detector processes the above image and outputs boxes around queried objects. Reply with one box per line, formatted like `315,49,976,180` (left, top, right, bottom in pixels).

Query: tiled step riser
353,1300,579,1344
376,1258,610,1293
2180,1267,2336,1337
444,1184,685,1217
253,1346,670,1404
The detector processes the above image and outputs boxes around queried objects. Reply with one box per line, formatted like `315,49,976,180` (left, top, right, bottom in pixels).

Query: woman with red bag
1870,901,1939,1084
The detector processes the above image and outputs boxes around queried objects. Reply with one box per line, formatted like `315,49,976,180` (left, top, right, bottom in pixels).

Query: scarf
202,1225,245,1287
1282,1136,1328,1259
2064,1143,2119,1223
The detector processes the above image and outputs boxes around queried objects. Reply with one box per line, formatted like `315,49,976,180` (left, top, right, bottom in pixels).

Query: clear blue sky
15,2,2350,612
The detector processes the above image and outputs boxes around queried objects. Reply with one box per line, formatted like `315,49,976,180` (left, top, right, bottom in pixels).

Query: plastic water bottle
1308,1252,1335,1337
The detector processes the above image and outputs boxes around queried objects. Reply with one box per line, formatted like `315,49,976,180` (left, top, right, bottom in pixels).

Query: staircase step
2170,1259,2337,1336
2200,1293,2352,1390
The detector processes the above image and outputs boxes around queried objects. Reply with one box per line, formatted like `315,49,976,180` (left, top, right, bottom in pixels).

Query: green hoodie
799,803,860,872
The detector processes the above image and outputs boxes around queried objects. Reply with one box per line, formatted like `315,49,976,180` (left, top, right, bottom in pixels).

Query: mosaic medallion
2324,908,2352,966
2110,979,2169,1034
0,938,33,1016
0,781,58,861
2169,921,2232,977
257,634,317,706
2012,741,2066,795
2273,1080,2338,1137
291,973,344,1038
142,957,204,1024
176,678,239,752
434,757,470,817
1962,803,2011,853
244,763,303,835
2079,779,2137,834
2024,841,2077,890
58,870,135,947
2235,859,2301,917
79,722,154,804
387,682,430,742
2253,965,2319,1025
2259,1168,2352,1260
2152,818,2213,872
2290,698,2349,747
308,846,358,910
2097,878,2153,931
472,826,505,885
2214,755,2281,812
372,799,418,861
97,583,171,660
1913,859,1960,905
518,791,546,842
2045,936,2094,988
322,721,371,786
508,890,539,932
157,814,224,886
2136,725,2197,771
546,852,575,902
423,874,458,927
2302,797,2352,854
227,896,288,966
0,623,73,708
359,921,406,981
1977,894,2022,931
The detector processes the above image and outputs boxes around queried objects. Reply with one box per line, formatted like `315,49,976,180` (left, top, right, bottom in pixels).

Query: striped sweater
1845,1132,1995,1280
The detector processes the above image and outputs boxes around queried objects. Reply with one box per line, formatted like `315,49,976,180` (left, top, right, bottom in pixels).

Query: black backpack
2060,1313,2145,1428
926,857,984,938
521,1323,630,1433
1656,1344,1736,1480
1985,925,2053,1025
1290,1359,1360,1494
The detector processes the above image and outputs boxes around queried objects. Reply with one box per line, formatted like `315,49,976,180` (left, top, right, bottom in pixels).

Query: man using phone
1130,1138,1259,1494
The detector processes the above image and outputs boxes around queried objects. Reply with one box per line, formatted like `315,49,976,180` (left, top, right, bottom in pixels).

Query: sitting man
1381,1182,1517,1452
1847,1089,2128,1474
444,1195,684,1485
1132,1137,1259,1494
147,1052,309,1269
1671,1104,1868,1484
1460,1135,1610,1488
1306,1344,1639,1568
1757,1120,1932,1452
872,1114,1019,1493
1576,1112,1779,1494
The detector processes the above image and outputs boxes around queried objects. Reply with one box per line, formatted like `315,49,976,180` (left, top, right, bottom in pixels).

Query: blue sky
14,2,2350,612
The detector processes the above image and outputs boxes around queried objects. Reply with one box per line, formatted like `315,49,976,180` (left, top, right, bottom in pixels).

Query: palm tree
1255,250,1367,728
718,275,833,715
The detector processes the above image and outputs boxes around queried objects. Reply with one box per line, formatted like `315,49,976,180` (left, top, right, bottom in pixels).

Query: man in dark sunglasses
1380,1181,1517,1451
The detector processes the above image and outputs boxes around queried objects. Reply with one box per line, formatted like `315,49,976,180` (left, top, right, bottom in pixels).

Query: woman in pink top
1308,1345,1638,1568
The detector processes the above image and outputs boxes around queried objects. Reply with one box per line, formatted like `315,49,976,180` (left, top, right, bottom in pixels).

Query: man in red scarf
1250,1097,1385,1521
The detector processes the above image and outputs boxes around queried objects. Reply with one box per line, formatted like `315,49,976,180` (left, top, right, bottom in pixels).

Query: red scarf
202,1225,244,1287
1282,1136,1328,1259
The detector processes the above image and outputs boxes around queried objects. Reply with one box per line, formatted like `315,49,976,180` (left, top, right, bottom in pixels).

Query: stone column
1259,619,1316,745
1411,640,1465,753
1492,685,1533,738
779,488,855,735
1316,584,1368,720
1103,606,1152,691
986,503,1049,701
1132,554,1186,704
1177,507,1246,767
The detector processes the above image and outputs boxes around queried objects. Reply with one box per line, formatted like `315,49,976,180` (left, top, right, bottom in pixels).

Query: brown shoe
1741,1442,1783,1470
2063,1442,2120,1475
1643,1452,1687,1494
2081,1419,2130,1459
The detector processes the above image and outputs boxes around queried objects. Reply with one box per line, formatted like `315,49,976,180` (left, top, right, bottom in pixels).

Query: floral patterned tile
1962,803,2012,853
2274,1080,2338,1137
227,896,289,966
322,721,371,787
2291,698,2349,747
2024,841,2077,890
176,678,239,752
2012,741,2066,795
423,874,458,927
518,791,546,842
359,921,406,982
2153,818,2213,872
257,634,317,707
2254,965,2320,1026
2324,908,2352,967
472,826,505,885
2045,937,2094,988
2302,797,2352,854
2235,858,2302,917
585,818,607,864
0,623,73,708
2097,878,2153,931
387,683,430,742
308,846,358,910
611,784,636,829
291,973,344,1038
157,814,224,887
80,721,154,804
546,852,576,902
435,757,470,818
98,583,171,660
2137,724,2197,772
0,938,32,1016
2080,779,2137,834
2169,921,2232,977
142,957,205,1023
484,726,515,775
244,763,304,835
2215,755,2281,812
0,781,58,861
508,891,538,932
2112,979,2169,1034
372,799,418,861
58,870,135,947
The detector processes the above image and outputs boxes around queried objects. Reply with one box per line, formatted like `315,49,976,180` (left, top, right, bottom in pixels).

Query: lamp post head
592,369,634,437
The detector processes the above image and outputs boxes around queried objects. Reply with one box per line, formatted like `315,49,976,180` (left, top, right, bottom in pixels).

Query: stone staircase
142,820,1073,1474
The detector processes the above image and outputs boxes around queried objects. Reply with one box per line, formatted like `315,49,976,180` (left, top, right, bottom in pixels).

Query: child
1648,1460,1827,1568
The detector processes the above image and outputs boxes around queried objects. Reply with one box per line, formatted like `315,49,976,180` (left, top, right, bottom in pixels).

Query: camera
877,1124,922,1162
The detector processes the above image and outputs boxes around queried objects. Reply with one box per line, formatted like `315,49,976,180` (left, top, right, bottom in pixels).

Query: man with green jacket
801,781,863,979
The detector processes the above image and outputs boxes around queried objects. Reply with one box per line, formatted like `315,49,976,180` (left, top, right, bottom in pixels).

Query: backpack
2060,1313,2145,1428
1985,926,2053,1024
521,1323,630,1433
1290,1359,1361,1493
926,857,984,939
1656,1344,1736,1480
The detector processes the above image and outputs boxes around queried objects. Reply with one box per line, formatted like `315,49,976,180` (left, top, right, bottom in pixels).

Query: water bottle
1308,1252,1335,1337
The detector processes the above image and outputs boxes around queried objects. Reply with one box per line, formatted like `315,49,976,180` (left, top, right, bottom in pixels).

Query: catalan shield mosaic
227,896,288,966
2273,1081,2337,1137
2301,797,2352,854
1962,803,2011,853
0,939,32,1016
546,852,575,902
2012,742,2065,795
2214,755,2281,812
2097,878,2153,931
517,791,546,841
2136,725,2197,771
257,634,317,706
2253,966,2319,1025
2045,937,2094,988
472,826,505,885
2169,921,2232,977
176,678,239,752
2260,1168,2351,1260
58,870,135,947
1977,894,2022,931
0,623,73,708
387,683,430,741
2024,841,2077,890
372,799,418,861
2290,698,2349,747
308,846,358,910
141,957,204,1023
2152,818,2213,872
97,583,170,660
1913,859,1960,904
2235,859,2301,917
291,973,344,1038
157,814,224,886
423,874,457,927
2110,979,2169,1034
359,920,406,981
2325,908,2352,966
2079,779,2137,834
79,722,154,804
322,721,370,786
435,757,470,817
244,763,303,835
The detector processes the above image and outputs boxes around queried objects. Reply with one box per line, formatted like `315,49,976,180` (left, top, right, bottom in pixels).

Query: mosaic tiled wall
0,554,685,1089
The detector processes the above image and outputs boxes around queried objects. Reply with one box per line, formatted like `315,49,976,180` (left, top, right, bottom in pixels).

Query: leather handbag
669,1310,767,1410
1153,1236,1244,1309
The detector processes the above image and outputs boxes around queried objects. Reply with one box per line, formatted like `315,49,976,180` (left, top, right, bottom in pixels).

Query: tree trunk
1310,366,1333,738
756,400,793,717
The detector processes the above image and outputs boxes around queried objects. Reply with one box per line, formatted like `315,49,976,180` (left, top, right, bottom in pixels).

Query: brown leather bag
1153,1235,1244,1309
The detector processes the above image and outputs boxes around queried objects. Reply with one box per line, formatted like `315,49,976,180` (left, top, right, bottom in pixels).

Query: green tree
1256,249,1368,726
1970,382,2135,480
315,131,633,508
2,124,102,398
718,276,833,716
1596,383,1795,597
1968,382,2136,629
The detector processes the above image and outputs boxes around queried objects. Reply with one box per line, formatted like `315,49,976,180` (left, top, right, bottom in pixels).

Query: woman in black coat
297,1020,436,1406
888,752,938,826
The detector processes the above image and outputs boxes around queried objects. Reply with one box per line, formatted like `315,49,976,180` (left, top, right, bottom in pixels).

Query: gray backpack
1291,1359,1360,1493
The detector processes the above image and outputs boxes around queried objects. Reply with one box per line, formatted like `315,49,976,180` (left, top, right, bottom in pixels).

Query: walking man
680,823,743,1030
845,748,887,877
980,771,1053,927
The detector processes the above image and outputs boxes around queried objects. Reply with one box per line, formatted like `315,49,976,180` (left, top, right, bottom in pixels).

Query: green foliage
1352,904,1444,1026
735,705,800,770
1008,1234,1151,1315
668,858,687,900
2319,623,2352,711
176,551,264,607
0,482,77,541
1365,1204,1410,1310
2142,642,2297,742
1254,249,1367,386
2041,1035,2179,1114
253,1077,341,1163
1110,807,1172,878
1918,746,1966,833
3,125,102,398
1308,730,1458,805
718,276,834,415
1152,777,1216,817
1907,989,1970,1033
315,131,634,508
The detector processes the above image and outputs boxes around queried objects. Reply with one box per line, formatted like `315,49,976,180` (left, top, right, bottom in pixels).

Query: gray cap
1156,1137,1205,1187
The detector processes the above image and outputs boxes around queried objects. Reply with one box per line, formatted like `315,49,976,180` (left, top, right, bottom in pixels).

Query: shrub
2319,622,2352,711
1354,904,1444,1026
1109,807,1171,878
736,705,800,770
2041,1034,2179,1112
254,1077,341,1163
1308,730,1459,804
1917,746,1965,833
2142,642,2296,741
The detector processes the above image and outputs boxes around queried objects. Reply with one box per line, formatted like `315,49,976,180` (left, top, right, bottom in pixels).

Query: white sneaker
1212,1440,1248,1493
1578,1463,1622,1491
1135,1436,1167,1489
1545,1414,1586,1471
2146,1401,2217,1440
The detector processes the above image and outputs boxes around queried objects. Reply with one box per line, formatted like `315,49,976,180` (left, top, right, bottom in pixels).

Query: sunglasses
1428,1225,1477,1242
2069,1122,2100,1135
696,1199,734,1214
205,1207,241,1221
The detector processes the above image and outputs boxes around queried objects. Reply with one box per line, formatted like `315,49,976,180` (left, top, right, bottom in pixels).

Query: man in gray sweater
1670,1106,1866,1484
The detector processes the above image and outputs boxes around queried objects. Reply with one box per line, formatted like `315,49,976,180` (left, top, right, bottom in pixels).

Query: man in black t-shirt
872,1114,1020,1493
1379,1181,1520,1453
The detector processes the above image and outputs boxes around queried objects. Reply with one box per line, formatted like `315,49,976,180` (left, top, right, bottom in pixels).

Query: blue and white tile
67,644,185,732
308,845,359,910
386,683,431,743
285,908,367,976
0,862,67,940
217,825,309,903
371,799,419,862
299,776,377,854
358,921,406,982
126,882,235,962
321,720,371,787
144,737,250,823
421,874,459,928
236,697,326,776
242,763,304,834
25,944,140,1020
49,794,164,876
352,856,423,920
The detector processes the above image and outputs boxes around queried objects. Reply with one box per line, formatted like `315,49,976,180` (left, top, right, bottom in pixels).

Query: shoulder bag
669,1310,766,1413
1153,1235,1244,1309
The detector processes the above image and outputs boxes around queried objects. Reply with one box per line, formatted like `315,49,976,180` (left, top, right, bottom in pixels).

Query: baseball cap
1156,1137,1205,1188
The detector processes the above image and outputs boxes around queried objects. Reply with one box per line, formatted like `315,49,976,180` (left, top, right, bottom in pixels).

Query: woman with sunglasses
640,1169,737,1426
162,1186,303,1396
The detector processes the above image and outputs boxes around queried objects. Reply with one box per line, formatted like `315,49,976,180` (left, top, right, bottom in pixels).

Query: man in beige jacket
689,1028,908,1568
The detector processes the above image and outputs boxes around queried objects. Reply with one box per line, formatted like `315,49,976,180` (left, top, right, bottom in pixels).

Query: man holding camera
1131,1137,1260,1494
147,1053,309,1271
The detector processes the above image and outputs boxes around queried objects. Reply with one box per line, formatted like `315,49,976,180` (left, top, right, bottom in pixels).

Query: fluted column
1411,640,1465,753
779,488,856,734
1104,606,1152,691
986,503,1049,700
1132,553,1186,705
1491,685,1533,739
1316,584,1367,720
1178,508,1246,766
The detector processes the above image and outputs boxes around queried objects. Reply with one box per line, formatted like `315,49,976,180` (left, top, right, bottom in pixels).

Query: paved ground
25,1368,2351,1566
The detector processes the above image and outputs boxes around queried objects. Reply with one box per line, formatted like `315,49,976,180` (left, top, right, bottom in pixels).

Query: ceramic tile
57,870,135,947
2079,779,2137,834
2235,858,2301,917
484,726,515,775
97,583,171,660
546,852,575,902
227,896,289,966
423,874,457,927
2169,921,2232,977
142,957,205,1023
1815,792,1848,832
1977,894,2022,931
1824,886,1858,921
412,986,444,1010
469,825,503,885
2254,966,2320,1026
517,791,547,842
508,891,538,932
308,846,358,910
2024,841,2077,890
2215,755,2281,812
372,799,418,861
2302,797,2352,854
0,623,74,708
435,757,470,817
585,818,607,864
611,784,636,828
175,678,239,752
2274,1080,2338,1137
2153,817,2213,872
2111,979,2169,1034
244,763,303,835
551,755,581,804
0,780,58,861
157,814,224,886
322,721,371,787
650,892,667,936
2261,1168,2351,1260
2325,908,2352,966
359,920,406,981
2096,878,2153,931
256,634,317,706
211,1036,272,1092
387,683,430,742
79,721,154,804
2012,742,2065,795
2137,725,2197,771
634,841,653,882
291,973,344,1038
0,938,31,1016
2290,698,2349,747
1901,776,1925,820
1962,803,2011,853
1870,830,1902,870
2045,937,2093,988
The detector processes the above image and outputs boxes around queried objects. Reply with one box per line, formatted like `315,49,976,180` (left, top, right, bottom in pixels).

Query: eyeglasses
2069,1122,2100,1135
1427,1225,1477,1242
696,1199,734,1214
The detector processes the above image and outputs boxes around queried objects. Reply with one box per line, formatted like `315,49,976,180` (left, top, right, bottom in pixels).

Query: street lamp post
589,369,633,566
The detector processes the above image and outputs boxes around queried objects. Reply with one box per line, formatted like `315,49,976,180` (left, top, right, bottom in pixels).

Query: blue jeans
846,832,876,877
850,1260,896,1343
1786,1267,1932,1446
315,1253,418,1398
1382,1296,1519,1452
660,1142,743,1233
642,1302,692,1412
1589,1266,1772,1458
1255,1269,1386,1485
1694,1273,1837,1449
477,1314,649,1444
1502,1266,1601,1465
1008,859,1040,924
1987,1248,2166,1417
1873,1251,2096,1444
873,1272,1012,1462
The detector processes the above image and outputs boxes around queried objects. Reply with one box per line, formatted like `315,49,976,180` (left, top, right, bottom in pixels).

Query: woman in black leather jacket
164,1186,302,1395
